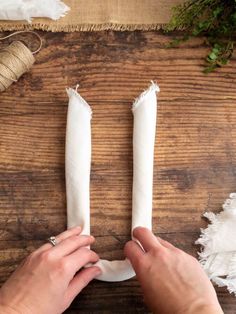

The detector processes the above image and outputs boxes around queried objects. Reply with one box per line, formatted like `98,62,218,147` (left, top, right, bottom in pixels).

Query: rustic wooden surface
0,30,236,313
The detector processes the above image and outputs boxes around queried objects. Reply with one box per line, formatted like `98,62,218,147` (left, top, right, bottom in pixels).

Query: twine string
0,30,43,54
0,31,42,92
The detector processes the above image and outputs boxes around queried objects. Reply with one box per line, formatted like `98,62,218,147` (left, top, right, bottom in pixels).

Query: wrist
0,301,32,314
194,304,223,314
0,304,19,314
181,301,223,314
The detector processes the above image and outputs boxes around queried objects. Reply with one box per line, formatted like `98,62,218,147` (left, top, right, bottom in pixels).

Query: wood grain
0,30,236,313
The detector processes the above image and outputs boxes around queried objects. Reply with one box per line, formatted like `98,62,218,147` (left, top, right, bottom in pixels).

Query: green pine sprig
165,0,236,72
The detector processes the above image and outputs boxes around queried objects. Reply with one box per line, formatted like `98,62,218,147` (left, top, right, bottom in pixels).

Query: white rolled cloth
0,0,70,22
196,193,236,296
66,82,159,282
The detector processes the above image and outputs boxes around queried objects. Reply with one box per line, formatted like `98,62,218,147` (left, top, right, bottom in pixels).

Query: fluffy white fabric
196,193,236,295
0,0,70,22
66,83,159,282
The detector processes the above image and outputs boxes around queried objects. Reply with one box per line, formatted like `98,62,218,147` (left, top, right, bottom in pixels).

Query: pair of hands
0,226,223,314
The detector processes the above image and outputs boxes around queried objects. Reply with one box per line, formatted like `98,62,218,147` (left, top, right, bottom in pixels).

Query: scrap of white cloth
66,82,159,282
0,0,70,22
196,193,236,295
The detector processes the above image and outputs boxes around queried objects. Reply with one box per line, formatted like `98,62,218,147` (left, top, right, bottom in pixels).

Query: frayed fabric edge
196,193,236,296
0,0,70,23
211,254,236,296
132,81,159,112
0,22,182,32
66,85,92,116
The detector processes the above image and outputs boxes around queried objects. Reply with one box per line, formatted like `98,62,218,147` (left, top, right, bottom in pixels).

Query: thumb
124,240,145,271
66,266,101,303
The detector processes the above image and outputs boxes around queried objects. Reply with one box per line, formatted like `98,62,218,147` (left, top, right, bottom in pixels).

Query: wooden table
0,31,236,313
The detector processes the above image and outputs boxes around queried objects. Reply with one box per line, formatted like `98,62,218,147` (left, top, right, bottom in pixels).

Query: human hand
0,226,101,314
124,227,223,314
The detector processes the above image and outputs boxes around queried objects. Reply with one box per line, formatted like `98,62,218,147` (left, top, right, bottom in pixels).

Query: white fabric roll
66,83,159,282
66,88,91,236
132,84,158,232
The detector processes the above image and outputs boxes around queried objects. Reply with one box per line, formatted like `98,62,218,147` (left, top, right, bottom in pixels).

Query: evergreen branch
165,0,236,72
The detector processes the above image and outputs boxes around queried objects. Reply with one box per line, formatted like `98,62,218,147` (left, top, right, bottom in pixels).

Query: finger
133,227,162,252
36,226,82,254
157,237,175,250
65,247,99,274
124,240,145,270
50,235,95,257
66,266,101,302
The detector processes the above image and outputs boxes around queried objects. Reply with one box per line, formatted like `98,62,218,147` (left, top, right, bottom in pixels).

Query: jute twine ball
0,31,42,92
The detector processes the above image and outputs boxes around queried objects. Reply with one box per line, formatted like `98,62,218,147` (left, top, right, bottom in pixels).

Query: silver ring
47,236,57,247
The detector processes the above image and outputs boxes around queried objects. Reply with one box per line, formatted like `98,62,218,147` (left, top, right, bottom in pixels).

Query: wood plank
0,30,236,312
